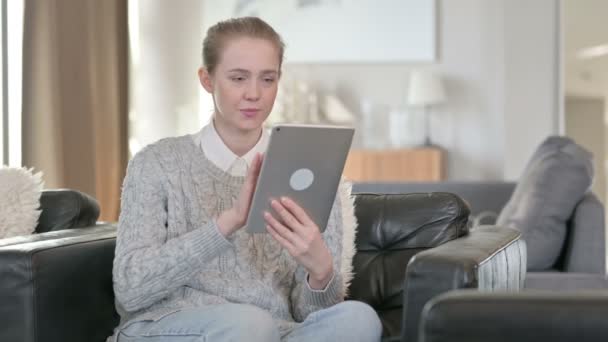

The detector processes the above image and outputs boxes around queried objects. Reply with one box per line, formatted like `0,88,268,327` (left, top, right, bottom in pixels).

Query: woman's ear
198,67,214,93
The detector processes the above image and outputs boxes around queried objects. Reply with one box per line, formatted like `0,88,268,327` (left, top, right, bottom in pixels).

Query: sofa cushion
36,190,100,233
497,136,593,271
348,192,470,337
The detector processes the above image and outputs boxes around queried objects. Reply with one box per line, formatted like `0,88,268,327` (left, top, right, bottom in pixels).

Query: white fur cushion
338,179,358,295
0,167,44,239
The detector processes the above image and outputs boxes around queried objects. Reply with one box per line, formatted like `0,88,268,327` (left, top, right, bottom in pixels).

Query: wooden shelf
343,147,446,182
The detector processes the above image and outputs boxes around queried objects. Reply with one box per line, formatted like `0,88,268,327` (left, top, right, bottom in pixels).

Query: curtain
22,0,128,221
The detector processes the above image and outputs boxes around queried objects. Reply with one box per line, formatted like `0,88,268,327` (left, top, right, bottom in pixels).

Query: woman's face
199,37,281,134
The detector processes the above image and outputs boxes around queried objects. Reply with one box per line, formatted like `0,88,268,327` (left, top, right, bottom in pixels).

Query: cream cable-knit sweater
109,135,357,340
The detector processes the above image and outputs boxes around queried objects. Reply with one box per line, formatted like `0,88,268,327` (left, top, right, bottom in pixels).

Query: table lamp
407,70,446,146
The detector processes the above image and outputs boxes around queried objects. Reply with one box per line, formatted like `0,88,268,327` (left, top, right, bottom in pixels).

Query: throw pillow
0,167,44,239
497,136,593,271
338,179,357,296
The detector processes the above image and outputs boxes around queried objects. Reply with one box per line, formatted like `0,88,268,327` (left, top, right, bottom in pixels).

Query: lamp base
420,135,439,148
420,106,438,147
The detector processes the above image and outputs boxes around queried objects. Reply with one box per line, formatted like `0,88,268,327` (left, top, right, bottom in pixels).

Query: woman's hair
202,17,285,75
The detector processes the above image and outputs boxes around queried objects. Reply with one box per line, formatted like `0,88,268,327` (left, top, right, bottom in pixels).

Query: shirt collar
194,120,269,174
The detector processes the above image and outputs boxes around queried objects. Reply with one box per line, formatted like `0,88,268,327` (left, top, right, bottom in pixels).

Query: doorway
562,0,608,205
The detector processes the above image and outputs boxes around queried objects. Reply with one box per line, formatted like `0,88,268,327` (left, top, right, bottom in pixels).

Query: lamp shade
407,70,446,106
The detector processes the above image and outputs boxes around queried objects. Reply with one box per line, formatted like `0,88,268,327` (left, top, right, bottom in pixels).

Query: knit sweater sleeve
113,147,233,312
290,192,347,321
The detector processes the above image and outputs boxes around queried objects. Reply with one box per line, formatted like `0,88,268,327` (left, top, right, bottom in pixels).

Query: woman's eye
263,78,276,83
231,76,245,82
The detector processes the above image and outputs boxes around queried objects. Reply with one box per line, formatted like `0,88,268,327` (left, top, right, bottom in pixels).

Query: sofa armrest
563,192,606,274
420,290,608,342
0,224,112,248
402,226,525,342
0,224,118,342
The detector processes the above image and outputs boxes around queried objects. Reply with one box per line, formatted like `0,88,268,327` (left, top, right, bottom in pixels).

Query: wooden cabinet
343,148,446,182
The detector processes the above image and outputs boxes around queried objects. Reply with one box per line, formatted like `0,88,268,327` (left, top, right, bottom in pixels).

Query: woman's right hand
216,153,264,237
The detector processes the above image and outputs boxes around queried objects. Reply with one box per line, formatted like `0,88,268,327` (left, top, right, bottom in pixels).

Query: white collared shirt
192,121,269,177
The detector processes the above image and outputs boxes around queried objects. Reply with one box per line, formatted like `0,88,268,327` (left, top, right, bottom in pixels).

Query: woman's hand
217,153,263,237
264,197,334,290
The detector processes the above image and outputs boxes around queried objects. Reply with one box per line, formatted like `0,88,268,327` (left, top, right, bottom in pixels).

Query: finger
246,154,260,182
255,153,264,171
280,197,315,227
241,173,256,201
264,211,299,244
243,154,263,193
266,224,296,252
271,199,304,229
248,153,264,188
252,153,263,175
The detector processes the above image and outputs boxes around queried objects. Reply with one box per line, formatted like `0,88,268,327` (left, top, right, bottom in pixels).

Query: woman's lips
240,109,260,118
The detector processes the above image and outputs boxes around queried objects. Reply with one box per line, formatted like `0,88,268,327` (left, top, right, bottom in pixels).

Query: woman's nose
244,80,260,101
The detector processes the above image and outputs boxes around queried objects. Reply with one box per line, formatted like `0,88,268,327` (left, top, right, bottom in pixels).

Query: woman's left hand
264,197,333,290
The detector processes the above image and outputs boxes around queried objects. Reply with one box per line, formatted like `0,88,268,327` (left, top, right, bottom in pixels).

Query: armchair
348,192,525,341
354,181,607,290
0,191,525,342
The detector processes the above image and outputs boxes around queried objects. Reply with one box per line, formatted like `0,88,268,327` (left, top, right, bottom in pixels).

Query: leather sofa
0,190,525,342
419,289,608,342
0,190,117,342
354,181,607,291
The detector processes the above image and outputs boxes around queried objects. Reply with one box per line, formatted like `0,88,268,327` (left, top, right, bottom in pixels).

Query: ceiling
563,0,608,96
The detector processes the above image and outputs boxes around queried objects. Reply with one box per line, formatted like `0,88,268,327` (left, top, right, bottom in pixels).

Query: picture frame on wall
202,0,437,63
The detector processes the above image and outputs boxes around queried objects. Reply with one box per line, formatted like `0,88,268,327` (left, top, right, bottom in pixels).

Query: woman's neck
212,117,262,157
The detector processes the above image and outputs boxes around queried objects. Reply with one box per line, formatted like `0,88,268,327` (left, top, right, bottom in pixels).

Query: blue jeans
117,301,382,342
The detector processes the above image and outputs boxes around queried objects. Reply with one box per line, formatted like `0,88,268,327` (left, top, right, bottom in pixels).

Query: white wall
130,0,561,180
501,0,561,179
282,0,507,180
284,0,560,180
129,0,203,153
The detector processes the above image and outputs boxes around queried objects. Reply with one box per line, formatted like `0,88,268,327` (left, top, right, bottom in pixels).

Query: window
128,0,207,158
1,0,23,166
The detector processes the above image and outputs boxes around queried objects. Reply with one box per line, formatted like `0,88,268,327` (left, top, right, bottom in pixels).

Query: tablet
245,124,354,234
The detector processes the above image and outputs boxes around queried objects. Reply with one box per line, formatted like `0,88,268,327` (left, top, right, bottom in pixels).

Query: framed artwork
202,0,437,63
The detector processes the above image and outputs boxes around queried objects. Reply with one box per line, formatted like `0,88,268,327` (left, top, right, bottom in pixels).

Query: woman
110,17,382,342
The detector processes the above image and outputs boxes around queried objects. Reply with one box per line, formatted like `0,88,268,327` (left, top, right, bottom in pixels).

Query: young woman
109,17,382,342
